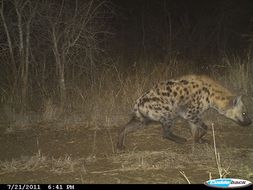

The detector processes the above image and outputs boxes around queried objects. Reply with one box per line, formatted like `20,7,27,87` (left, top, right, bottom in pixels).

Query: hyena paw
197,138,210,144
163,133,187,144
116,144,126,152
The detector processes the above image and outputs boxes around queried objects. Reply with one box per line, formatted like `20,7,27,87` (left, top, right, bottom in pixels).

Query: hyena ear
231,95,242,107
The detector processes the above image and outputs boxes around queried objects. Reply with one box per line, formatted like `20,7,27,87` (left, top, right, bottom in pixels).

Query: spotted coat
117,75,252,150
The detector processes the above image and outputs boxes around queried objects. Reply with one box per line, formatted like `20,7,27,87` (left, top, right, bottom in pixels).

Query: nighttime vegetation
0,0,252,184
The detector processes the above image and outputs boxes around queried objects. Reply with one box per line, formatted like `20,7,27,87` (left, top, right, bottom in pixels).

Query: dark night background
111,0,253,63
0,0,253,184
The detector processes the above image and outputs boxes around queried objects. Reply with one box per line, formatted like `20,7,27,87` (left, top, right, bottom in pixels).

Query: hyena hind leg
116,117,144,151
189,121,208,144
161,118,187,144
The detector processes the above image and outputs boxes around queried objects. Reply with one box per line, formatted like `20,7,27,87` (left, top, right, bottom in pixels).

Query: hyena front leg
116,117,144,151
188,118,208,144
160,117,187,143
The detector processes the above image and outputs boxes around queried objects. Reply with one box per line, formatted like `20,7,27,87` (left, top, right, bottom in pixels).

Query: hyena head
222,96,251,126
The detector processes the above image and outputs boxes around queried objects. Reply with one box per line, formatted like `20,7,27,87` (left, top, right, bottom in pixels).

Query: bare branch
0,0,16,71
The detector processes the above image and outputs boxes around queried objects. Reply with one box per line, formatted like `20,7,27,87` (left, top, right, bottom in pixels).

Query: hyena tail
116,116,143,151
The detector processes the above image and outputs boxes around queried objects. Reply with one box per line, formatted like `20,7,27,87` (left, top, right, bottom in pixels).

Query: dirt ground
0,117,253,184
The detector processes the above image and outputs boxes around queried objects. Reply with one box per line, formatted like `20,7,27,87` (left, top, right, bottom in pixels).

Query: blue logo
205,178,252,188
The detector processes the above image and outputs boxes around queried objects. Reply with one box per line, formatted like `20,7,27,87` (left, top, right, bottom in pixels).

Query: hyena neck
209,87,234,114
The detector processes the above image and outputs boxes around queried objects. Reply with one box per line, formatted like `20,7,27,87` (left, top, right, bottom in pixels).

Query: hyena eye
242,112,246,117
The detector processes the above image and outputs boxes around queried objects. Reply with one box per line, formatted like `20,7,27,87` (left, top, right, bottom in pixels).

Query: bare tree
0,0,37,111
0,0,112,114
46,0,109,109
0,0,17,94
14,0,37,109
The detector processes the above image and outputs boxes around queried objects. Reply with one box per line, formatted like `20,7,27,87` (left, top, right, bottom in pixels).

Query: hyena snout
236,112,252,127
225,96,252,127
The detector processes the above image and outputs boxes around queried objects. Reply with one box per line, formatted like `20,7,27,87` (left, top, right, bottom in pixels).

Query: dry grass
0,153,86,175
211,123,230,178
0,125,251,183
179,171,191,184
2,53,252,131
41,98,61,122
221,55,253,94
0,143,234,178
111,144,235,173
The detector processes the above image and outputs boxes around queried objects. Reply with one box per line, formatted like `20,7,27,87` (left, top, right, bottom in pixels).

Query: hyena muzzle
116,75,252,150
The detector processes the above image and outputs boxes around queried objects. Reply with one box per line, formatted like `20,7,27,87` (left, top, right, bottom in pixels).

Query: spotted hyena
117,74,252,150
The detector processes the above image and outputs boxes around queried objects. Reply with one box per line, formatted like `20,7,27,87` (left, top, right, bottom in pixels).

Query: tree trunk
52,25,66,110
0,2,17,96
16,2,27,111
59,62,66,109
